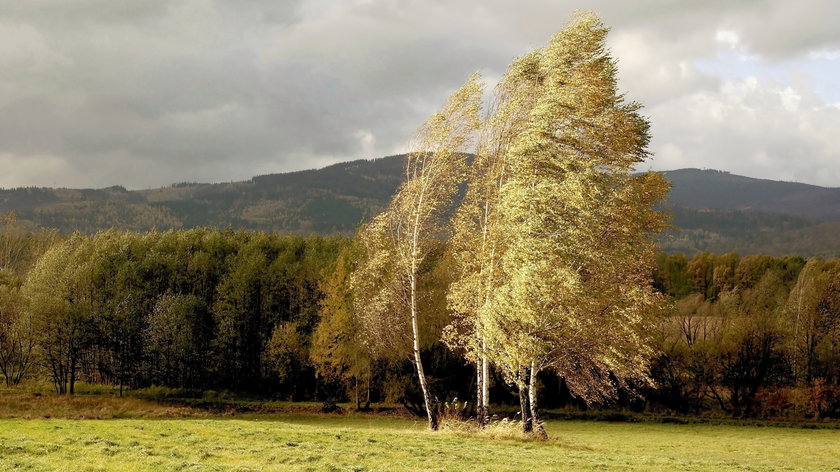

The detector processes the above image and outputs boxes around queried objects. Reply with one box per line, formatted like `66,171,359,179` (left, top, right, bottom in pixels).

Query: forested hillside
1,158,839,256
661,169,840,256
666,169,840,220
0,155,406,235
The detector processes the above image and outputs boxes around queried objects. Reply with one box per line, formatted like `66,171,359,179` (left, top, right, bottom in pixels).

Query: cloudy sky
1,0,839,189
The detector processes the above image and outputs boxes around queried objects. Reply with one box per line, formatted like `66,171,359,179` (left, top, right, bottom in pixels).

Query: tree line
2,226,343,395
3,220,840,418
653,252,840,418
0,222,477,412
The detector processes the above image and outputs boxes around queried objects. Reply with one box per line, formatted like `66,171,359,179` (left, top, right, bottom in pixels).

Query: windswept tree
445,51,544,427
477,13,668,438
352,75,483,430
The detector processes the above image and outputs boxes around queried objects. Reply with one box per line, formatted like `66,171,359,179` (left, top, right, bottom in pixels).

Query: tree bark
355,377,360,411
479,340,489,427
519,365,532,434
69,353,77,395
475,361,483,426
410,274,437,430
529,360,547,439
365,375,371,410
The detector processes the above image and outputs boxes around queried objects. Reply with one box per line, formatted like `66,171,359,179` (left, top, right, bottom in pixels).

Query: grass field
2,413,839,472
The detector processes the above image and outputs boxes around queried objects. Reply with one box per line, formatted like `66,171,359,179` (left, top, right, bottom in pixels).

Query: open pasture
1,414,839,472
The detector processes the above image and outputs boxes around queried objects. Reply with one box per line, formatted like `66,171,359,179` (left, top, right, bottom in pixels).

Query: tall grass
0,392,200,419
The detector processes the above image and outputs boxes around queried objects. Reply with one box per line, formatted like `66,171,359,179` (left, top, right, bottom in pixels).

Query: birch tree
352,75,482,430
479,12,668,438
445,51,543,427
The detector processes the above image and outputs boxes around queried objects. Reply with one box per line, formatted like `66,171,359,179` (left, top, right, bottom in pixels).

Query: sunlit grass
0,392,199,420
2,413,839,471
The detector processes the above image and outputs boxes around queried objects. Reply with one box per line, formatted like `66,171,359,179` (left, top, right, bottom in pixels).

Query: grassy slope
1,415,839,471
0,393,201,420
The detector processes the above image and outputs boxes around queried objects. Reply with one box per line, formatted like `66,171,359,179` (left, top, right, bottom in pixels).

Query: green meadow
2,414,839,472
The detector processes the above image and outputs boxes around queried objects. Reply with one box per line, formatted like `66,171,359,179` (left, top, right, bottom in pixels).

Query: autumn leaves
351,13,669,437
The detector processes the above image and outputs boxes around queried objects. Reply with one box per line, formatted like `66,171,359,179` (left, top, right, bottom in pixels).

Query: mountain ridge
1,156,838,256
665,168,840,221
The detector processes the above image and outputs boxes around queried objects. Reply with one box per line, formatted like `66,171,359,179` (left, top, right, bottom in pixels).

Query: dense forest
653,252,840,418
2,215,840,420
0,221,472,412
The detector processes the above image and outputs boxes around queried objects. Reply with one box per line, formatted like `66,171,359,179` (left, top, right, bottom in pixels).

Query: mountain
659,206,840,257
664,169,840,221
657,169,840,257
0,155,405,235
1,158,839,257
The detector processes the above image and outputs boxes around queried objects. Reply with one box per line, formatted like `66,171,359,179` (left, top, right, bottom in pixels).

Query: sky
1,0,839,189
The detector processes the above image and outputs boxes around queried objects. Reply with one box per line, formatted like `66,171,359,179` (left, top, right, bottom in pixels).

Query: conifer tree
311,246,372,410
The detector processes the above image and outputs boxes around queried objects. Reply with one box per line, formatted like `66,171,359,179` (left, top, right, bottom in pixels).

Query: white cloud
778,87,802,112
355,130,377,158
0,152,75,188
808,49,840,60
648,75,840,187
716,29,741,50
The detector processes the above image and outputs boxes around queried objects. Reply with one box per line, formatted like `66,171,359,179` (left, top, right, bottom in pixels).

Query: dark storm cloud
0,0,838,188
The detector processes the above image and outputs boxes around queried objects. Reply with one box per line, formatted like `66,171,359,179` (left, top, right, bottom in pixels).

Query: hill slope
658,169,840,256
1,159,838,256
665,169,840,221
0,155,406,235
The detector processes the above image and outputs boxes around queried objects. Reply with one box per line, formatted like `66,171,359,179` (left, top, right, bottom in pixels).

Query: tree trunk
69,355,76,395
413,347,437,430
519,365,532,434
355,377,360,411
365,375,371,410
480,340,490,427
410,275,437,430
529,360,547,439
476,360,484,427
